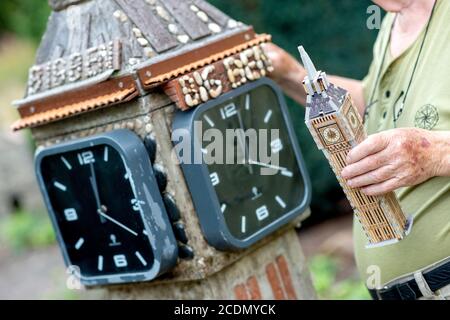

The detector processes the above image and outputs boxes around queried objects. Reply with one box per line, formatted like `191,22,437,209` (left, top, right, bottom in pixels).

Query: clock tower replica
299,46,412,247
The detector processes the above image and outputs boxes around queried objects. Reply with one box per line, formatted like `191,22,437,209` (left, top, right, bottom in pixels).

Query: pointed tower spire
298,46,318,80
297,45,329,97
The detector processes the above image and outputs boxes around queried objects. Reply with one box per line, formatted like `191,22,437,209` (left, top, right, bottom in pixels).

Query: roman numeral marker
264,110,273,123
275,195,287,208
135,251,147,266
245,94,251,110
204,115,215,127
104,146,109,162
281,170,293,177
74,237,84,250
98,255,104,271
61,156,72,170
241,216,246,233
54,181,67,191
221,204,227,213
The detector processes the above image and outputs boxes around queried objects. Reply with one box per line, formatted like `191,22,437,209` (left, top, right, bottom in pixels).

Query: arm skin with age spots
341,128,450,196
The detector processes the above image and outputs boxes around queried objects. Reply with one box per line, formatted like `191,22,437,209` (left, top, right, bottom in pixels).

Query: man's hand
341,128,450,196
261,43,308,106
262,43,305,84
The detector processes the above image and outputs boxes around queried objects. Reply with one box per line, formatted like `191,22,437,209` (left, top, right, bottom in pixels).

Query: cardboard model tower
299,46,412,247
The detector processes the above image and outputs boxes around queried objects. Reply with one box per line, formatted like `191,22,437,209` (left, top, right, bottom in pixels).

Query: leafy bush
309,255,371,300
0,211,55,252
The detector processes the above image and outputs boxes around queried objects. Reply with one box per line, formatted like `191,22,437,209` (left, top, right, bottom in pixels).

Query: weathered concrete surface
0,130,44,217
101,229,316,299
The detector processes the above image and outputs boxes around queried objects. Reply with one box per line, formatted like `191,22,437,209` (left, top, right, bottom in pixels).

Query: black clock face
199,84,305,240
39,144,154,278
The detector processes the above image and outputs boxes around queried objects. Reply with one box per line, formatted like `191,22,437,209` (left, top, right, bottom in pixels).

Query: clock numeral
64,208,78,221
270,138,283,154
131,198,145,211
77,151,95,165
256,205,269,221
113,254,128,268
220,103,237,119
210,172,220,186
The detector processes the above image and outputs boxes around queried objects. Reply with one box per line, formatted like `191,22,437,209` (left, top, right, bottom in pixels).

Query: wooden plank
115,0,178,53
194,0,230,27
35,12,69,64
163,0,211,40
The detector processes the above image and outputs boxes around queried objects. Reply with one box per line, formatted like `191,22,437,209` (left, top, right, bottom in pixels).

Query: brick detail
266,262,286,300
234,283,249,300
276,255,298,300
246,276,262,300
234,254,298,300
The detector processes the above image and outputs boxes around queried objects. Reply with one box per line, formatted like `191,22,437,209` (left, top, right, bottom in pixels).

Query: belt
369,258,450,300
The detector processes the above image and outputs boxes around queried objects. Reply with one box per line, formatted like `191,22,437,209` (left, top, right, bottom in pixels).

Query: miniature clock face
35,130,177,285
321,125,342,145
173,78,311,250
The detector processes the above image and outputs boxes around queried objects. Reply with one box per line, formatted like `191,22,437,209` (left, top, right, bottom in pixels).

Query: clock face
38,137,156,279
196,82,307,241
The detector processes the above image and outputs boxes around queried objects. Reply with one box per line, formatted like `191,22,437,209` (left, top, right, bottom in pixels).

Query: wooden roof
35,0,243,77
12,1,272,130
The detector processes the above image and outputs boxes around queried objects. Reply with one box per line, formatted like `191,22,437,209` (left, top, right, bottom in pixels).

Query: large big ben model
299,46,412,247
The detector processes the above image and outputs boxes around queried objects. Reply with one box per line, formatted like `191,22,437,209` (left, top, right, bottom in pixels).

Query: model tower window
298,46,412,247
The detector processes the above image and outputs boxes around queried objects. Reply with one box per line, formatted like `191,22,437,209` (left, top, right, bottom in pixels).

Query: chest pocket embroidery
414,104,439,130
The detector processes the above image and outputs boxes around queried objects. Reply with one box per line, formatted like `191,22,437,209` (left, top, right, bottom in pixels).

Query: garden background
0,0,380,299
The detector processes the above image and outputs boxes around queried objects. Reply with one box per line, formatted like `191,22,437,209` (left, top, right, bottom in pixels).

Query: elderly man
264,0,450,299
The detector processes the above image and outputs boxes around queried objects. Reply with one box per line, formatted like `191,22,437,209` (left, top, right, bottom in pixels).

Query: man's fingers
341,150,388,179
346,165,393,188
360,178,399,196
346,134,388,164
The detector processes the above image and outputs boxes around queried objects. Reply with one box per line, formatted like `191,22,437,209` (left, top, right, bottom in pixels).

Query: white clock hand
247,159,287,172
236,110,254,174
89,163,106,223
97,209,138,236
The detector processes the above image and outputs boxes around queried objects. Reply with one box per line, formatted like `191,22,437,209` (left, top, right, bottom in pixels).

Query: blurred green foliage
0,0,379,220
309,255,371,300
0,1,50,44
0,211,56,252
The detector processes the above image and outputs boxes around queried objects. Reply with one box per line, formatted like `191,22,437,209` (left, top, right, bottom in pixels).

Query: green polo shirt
355,0,450,288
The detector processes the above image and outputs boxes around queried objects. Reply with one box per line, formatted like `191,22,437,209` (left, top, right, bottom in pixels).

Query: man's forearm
433,131,450,177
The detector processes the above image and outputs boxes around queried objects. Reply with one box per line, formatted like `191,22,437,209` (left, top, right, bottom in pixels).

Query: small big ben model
298,46,413,247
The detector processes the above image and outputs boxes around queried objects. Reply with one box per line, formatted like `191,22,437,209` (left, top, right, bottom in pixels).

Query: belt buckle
376,286,390,300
